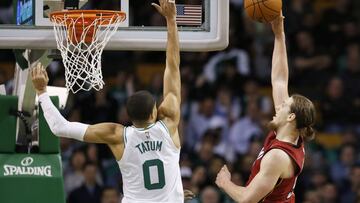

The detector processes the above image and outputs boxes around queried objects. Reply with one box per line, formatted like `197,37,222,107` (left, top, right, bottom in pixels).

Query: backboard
0,0,229,51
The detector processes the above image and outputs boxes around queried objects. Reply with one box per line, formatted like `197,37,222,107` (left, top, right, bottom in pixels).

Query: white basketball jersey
118,120,184,203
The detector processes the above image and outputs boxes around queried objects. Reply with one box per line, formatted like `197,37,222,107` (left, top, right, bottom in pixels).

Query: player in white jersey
31,0,189,202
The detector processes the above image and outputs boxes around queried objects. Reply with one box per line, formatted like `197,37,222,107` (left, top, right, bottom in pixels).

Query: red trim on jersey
246,131,305,203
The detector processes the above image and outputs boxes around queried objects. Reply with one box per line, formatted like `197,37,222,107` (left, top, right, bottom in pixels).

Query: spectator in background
340,164,360,203
319,183,339,203
186,96,225,149
240,79,272,118
284,0,314,35
76,89,117,124
205,116,231,160
321,77,351,132
228,102,263,157
303,190,321,203
181,166,193,191
208,156,226,182
68,162,102,203
109,71,134,108
198,60,245,96
116,106,131,126
180,83,192,122
320,0,354,54
308,170,330,190
190,165,208,195
64,149,86,195
101,187,121,203
331,144,357,185
292,30,332,94
191,133,216,166
147,72,163,102
199,186,221,203
203,47,250,84
342,18,360,46
85,144,104,186
340,43,360,125
339,43,360,93
214,85,240,123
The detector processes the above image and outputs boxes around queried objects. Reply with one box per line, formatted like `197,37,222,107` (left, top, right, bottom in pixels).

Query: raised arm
152,0,181,136
32,64,124,160
271,14,289,112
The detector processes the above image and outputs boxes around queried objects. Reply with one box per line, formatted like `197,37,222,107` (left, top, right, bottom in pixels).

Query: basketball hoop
50,10,126,93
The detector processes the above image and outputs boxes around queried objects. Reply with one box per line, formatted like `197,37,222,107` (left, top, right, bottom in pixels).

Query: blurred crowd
1,0,360,203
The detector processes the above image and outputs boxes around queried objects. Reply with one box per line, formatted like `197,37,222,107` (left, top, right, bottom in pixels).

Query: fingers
159,0,165,8
35,63,41,76
43,69,49,82
32,63,47,80
151,3,162,14
31,65,35,79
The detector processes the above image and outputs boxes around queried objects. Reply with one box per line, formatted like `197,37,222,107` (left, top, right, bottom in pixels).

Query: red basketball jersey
246,131,305,203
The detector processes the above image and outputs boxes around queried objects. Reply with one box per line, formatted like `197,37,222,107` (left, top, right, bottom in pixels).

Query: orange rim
50,10,126,25
50,10,126,44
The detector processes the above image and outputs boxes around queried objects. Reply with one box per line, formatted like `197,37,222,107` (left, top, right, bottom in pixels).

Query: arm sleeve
38,92,88,141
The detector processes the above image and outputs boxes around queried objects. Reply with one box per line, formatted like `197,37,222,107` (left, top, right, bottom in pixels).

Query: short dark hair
126,91,155,122
290,94,316,141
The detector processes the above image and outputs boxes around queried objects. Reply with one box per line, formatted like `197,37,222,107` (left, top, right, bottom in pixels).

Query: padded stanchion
0,95,18,153
0,154,65,203
39,96,60,154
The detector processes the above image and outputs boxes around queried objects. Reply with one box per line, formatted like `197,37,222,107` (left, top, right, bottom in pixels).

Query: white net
51,11,126,93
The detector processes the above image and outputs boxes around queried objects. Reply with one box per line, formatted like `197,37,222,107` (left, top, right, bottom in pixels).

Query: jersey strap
158,120,170,136
123,126,127,146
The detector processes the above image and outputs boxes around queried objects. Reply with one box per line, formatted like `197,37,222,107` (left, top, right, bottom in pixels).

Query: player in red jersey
215,14,316,203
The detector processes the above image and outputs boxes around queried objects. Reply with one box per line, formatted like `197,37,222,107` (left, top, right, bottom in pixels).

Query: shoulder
263,149,291,163
268,138,305,164
114,124,125,139
157,120,170,134
109,123,125,145
261,149,293,173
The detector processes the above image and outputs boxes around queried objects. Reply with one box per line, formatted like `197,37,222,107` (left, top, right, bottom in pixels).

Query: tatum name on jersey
135,141,163,154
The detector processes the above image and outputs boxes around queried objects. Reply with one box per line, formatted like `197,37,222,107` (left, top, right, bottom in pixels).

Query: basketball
244,0,282,23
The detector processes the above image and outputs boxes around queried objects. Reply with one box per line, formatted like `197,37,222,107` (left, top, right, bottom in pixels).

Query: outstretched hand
271,12,285,37
31,63,49,95
152,0,176,20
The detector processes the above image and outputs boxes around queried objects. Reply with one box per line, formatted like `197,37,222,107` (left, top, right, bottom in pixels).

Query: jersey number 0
142,159,166,190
